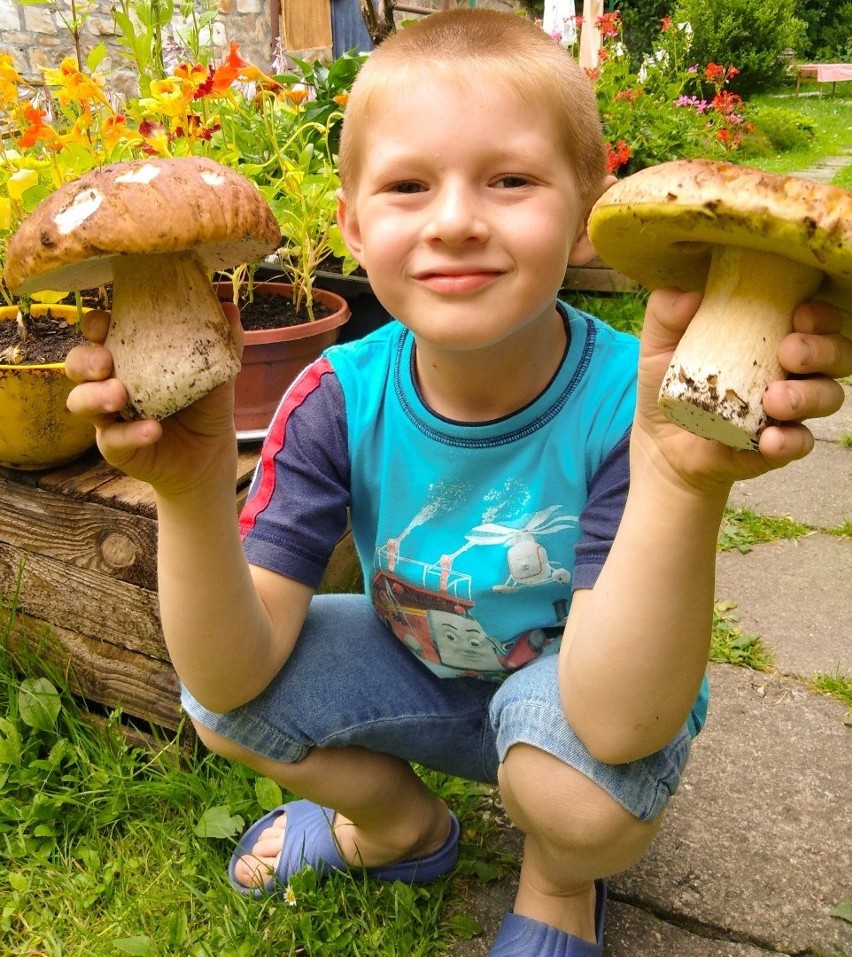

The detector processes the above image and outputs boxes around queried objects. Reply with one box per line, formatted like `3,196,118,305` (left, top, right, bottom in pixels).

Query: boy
66,9,851,954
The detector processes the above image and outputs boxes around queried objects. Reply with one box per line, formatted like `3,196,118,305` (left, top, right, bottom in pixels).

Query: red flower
605,139,631,173
595,12,621,38
661,16,672,31
704,62,726,84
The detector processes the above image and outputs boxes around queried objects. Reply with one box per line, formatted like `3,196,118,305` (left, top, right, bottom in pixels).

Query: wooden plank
0,480,158,588
563,257,638,294
4,612,182,729
281,0,332,51
0,543,167,660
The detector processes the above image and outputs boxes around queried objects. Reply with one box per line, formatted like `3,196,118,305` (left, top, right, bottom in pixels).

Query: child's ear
336,190,365,264
568,175,618,266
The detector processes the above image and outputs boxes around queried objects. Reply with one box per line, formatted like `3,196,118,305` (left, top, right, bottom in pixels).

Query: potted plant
194,47,366,433
1,37,375,442
0,54,98,469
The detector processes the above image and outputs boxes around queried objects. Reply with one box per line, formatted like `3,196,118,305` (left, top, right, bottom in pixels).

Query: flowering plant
567,13,752,176
0,40,365,323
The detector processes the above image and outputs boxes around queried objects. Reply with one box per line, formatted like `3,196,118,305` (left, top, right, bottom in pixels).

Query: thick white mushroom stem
658,245,823,450
105,252,241,420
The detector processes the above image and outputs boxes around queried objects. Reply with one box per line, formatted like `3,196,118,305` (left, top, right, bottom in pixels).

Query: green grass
0,625,507,956
570,290,647,337
717,508,812,553
744,91,852,181
808,669,852,717
710,600,775,671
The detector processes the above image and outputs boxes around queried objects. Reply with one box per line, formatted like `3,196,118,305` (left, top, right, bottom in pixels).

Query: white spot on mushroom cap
54,188,104,235
115,164,162,184
200,170,226,186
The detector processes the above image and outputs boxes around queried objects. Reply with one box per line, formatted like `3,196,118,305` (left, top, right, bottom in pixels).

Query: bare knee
498,744,662,875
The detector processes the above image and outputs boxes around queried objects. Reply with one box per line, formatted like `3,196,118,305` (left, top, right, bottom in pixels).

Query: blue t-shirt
239,303,709,730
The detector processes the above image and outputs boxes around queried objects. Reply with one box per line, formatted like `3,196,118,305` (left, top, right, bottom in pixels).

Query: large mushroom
588,160,852,450
4,156,281,420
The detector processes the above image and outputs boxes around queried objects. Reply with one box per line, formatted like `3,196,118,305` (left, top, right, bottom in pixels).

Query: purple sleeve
239,358,352,589
572,429,630,591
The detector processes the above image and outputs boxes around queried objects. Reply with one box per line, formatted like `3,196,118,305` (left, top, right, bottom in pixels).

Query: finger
94,417,164,468
757,422,815,467
778,331,852,379
644,288,703,340
79,309,111,344
65,343,114,384
66,378,128,418
763,376,845,423
791,300,843,336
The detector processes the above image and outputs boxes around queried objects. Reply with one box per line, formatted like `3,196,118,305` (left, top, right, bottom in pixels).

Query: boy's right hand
65,304,241,497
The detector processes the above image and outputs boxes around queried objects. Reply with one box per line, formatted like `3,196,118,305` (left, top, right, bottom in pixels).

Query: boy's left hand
634,289,852,490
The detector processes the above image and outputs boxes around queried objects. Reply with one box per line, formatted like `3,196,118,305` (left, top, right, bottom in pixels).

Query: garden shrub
671,0,806,96
581,13,752,176
746,105,815,153
797,0,852,62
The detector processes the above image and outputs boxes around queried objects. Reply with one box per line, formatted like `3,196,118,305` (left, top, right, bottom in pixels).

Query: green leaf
194,806,244,839
830,901,852,924
18,678,61,732
86,42,108,72
254,777,283,812
0,716,21,764
114,936,158,955
444,914,482,939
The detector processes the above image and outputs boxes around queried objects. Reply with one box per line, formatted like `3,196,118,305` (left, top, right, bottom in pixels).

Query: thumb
641,288,703,361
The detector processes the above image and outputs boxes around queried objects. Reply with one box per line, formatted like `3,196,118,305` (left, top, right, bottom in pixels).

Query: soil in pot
0,309,88,365
237,289,336,331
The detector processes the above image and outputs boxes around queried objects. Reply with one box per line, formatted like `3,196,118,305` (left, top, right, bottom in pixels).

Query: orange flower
284,88,309,105
16,104,58,149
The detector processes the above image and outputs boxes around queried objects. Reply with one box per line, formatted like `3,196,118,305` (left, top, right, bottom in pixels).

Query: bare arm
66,307,313,712
560,291,851,764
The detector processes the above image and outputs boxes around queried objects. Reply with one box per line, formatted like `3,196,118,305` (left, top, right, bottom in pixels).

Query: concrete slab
613,665,852,957
728,440,851,529
605,901,783,956
715,533,851,676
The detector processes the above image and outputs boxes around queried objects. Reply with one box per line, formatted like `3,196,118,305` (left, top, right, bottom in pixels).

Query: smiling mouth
415,270,502,293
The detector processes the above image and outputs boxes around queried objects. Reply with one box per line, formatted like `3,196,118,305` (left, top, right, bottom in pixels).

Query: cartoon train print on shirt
372,504,577,676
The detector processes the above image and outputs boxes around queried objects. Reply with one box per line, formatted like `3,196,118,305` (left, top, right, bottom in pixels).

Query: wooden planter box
0,447,361,731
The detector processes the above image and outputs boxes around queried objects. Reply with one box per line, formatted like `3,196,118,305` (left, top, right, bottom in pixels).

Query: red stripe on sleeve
238,357,335,538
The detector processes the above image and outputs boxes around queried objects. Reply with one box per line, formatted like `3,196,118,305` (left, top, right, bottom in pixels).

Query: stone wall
0,0,527,89
2,0,276,88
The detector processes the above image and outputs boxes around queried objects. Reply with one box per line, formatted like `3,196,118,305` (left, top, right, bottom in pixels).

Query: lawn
744,89,852,180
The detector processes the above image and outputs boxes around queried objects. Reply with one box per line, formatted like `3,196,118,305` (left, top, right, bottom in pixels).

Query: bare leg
194,722,453,888
498,743,663,942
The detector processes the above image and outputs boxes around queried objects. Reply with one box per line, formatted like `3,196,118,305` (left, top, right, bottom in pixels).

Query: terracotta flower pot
0,304,96,470
218,281,350,435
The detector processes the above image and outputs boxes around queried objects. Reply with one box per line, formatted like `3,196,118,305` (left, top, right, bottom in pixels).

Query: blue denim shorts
182,594,694,822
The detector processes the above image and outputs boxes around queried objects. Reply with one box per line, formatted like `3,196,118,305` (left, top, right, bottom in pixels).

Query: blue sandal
228,798,460,896
490,880,607,956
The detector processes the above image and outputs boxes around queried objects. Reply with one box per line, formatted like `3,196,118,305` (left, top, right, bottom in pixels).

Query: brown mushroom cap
4,156,281,294
588,159,852,333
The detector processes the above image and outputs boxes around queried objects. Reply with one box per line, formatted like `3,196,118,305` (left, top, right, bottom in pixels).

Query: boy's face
338,72,598,356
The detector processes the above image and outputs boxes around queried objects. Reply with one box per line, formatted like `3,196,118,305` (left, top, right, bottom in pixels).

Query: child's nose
425,183,488,244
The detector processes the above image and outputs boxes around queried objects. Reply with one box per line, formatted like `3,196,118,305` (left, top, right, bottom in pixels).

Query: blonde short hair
338,8,607,203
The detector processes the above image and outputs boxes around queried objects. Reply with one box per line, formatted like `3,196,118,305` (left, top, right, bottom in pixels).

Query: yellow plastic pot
0,304,96,470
